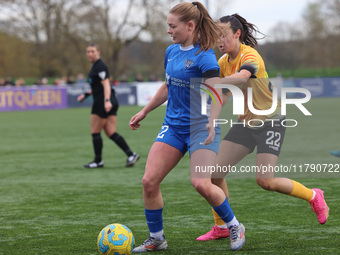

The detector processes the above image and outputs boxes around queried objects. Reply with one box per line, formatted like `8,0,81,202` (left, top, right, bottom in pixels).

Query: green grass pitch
0,97,339,254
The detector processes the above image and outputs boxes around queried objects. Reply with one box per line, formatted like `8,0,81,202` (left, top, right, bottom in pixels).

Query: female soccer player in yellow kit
197,14,329,242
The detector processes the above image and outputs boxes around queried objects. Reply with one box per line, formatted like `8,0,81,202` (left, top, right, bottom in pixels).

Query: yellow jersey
218,44,281,126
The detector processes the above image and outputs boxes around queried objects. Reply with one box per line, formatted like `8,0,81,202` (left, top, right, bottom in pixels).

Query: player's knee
142,175,159,195
256,178,275,191
191,179,210,195
105,130,116,138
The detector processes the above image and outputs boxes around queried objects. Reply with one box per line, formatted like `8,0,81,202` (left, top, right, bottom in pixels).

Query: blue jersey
164,44,220,131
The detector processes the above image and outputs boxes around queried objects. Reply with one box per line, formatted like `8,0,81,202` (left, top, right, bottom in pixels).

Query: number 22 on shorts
266,131,281,148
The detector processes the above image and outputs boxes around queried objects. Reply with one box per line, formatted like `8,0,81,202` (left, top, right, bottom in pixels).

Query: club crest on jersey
184,59,194,69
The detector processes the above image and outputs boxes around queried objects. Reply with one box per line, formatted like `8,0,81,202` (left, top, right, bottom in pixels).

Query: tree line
0,0,339,82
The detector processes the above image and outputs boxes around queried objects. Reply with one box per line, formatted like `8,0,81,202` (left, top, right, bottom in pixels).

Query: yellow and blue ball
97,223,134,255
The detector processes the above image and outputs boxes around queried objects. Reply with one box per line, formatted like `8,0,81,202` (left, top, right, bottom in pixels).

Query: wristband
84,92,90,98
105,99,110,102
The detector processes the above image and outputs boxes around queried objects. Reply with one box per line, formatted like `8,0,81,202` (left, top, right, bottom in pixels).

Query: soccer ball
97,223,135,255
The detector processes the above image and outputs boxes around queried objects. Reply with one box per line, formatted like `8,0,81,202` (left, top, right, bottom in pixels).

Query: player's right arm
129,81,168,130
77,90,93,103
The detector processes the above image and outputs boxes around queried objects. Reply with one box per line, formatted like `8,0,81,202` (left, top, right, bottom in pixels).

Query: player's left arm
219,69,252,87
101,78,112,113
220,52,259,87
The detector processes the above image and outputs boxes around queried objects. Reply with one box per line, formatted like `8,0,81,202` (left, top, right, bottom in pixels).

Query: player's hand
203,123,215,145
129,111,146,130
77,94,85,103
105,101,112,113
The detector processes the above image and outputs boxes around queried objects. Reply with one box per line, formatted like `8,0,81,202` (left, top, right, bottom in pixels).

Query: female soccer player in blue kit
129,2,245,252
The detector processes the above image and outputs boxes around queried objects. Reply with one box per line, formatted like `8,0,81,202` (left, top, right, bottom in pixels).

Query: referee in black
77,43,139,168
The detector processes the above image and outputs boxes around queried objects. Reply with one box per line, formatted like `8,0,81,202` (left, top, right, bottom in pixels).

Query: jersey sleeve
164,45,175,70
239,53,260,77
96,61,110,81
199,49,220,75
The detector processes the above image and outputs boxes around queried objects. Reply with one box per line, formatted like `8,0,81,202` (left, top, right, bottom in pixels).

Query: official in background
77,43,139,168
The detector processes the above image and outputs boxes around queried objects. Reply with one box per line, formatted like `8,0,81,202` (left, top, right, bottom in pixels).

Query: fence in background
0,86,67,112
1,78,339,112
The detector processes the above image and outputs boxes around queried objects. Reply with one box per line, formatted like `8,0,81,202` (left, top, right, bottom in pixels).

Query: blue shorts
154,122,220,156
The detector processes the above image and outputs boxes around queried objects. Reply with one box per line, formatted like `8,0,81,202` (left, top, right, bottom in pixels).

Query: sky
208,0,314,41
0,0,315,43
130,0,315,43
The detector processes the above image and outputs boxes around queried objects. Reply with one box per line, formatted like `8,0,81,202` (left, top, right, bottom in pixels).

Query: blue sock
212,198,235,224
145,208,163,234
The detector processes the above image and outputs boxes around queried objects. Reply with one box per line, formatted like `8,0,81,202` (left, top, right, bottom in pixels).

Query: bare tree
0,0,88,77
209,0,234,20
0,0,173,78
77,0,176,80
302,2,328,38
316,0,340,68
320,0,340,33
0,0,234,79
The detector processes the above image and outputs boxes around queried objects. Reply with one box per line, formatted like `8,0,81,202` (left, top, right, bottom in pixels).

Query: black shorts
91,94,119,118
223,119,286,156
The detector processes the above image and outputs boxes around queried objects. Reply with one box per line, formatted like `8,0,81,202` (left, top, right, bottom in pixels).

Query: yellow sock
289,180,314,202
212,208,225,226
